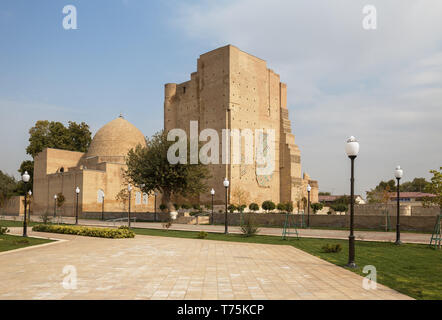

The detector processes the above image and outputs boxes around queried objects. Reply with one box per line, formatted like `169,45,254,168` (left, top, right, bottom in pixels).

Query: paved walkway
2,228,411,300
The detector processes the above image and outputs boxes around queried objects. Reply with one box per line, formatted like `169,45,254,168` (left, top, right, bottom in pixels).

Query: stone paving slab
1,229,411,300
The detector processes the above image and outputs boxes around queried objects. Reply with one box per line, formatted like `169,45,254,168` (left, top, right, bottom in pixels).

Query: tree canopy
366,177,432,203
17,120,92,193
125,131,210,212
26,120,92,157
423,167,442,213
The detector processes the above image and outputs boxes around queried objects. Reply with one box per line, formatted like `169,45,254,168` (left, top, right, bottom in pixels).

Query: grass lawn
0,220,40,228
0,234,54,253
132,227,442,300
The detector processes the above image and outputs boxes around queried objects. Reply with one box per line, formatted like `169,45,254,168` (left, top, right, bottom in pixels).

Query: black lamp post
154,192,158,222
75,187,80,225
223,178,229,234
128,184,132,228
22,171,30,237
394,166,403,245
28,190,32,224
210,188,215,225
345,136,359,269
101,194,105,221
54,194,57,218
307,184,311,228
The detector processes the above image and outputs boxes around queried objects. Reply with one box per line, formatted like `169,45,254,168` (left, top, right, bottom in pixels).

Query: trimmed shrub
285,201,294,213
173,203,180,210
181,204,191,210
197,231,208,239
277,203,286,212
322,243,342,253
192,204,202,211
159,204,167,212
238,204,247,213
262,200,276,212
32,224,135,238
228,204,237,213
249,203,259,212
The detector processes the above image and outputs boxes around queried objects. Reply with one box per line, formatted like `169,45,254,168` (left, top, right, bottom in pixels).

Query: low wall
212,212,439,232
81,211,172,222
354,204,439,216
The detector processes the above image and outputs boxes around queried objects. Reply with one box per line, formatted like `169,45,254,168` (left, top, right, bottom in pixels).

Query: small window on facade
143,193,148,205
135,192,141,205
183,86,186,94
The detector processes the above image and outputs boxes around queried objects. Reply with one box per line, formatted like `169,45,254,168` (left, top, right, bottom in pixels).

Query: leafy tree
0,171,18,212
262,200,275,212
276,203,286,212
310,202,324,213
285,201,294,213
125,131,210,212
231,186,250,210
400,177,430,192
26,120,92,157
19,120,92,191
423,167,442,214
249,203,259,212
331,203,348,212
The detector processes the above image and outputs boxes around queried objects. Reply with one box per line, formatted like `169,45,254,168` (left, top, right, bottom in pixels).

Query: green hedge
32,224,135,239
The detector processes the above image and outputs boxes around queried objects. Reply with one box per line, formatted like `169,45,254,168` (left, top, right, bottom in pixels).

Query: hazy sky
1,0,441,197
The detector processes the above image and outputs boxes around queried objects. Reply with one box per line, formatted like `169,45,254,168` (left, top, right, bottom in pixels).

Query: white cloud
173,0,442,196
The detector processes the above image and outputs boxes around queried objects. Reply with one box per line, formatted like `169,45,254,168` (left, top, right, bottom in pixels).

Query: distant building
33,116,155,216
319,195,366,205
388,192,435,205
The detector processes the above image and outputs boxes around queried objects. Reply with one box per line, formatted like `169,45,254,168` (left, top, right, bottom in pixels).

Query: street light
345,136,359,268
22,171,30,237
394,165,403,245
128,184,132,227
223,178,229,234
54,194,58,218
154,191,158,222
307,184,311,228
210,188,215,225
75,187,80,225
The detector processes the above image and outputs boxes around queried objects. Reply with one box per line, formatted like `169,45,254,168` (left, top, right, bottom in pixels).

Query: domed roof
86,116,146,158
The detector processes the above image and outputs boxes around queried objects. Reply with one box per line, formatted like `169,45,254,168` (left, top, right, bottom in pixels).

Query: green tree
249,203,259,212
19,120,92,191
0,171,18,213
125,131,210,212
262,200,275,213
285,201,294,213
423,167,442,214
310,202,324,213
400,177,431,192
276,203,286,212
26,120,91,157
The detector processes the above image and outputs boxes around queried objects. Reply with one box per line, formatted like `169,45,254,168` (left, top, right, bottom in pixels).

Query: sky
0,0,441,197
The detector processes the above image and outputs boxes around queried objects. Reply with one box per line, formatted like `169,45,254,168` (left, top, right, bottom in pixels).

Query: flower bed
32,224,135,239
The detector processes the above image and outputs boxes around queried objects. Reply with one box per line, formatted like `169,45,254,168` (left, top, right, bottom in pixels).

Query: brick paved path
1,228,411,300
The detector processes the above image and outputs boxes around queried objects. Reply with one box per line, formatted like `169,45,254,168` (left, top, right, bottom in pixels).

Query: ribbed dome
86,117,146,158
